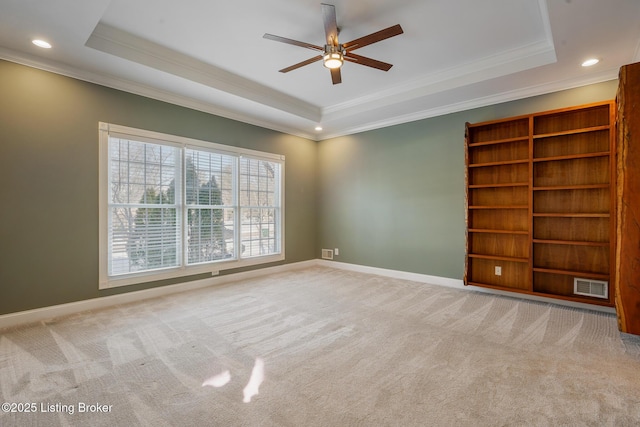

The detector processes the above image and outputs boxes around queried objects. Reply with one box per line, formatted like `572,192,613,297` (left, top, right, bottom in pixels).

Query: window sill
99,252,285,290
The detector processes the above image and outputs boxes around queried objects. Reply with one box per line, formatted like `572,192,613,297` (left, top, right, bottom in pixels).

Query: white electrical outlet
334,248,339,256
495,266,502,276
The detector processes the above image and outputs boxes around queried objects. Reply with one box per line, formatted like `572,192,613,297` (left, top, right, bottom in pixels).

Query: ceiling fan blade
279,55,323,73
343,52,393,71
342,24,404,51
330,67,342,85
321,3,339,45
263,33,323,51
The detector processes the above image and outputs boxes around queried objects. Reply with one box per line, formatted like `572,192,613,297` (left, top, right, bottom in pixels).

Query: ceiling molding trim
633,37,640,62
323,0,556,121
321,39,557,122
537,0,555,47
319,69,618,141
85,22,321,122
0,47,316,141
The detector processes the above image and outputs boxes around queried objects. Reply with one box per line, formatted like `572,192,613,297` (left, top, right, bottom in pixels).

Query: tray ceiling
1,0,639,140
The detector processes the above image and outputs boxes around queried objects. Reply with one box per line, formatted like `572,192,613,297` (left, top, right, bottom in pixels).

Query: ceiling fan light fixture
323,45,343,69
323,52,343,69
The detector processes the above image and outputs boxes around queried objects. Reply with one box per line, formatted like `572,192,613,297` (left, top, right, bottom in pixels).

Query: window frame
98,122,285,289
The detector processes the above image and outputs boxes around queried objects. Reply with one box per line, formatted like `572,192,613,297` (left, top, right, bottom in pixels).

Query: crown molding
322,0,556,122
0,47,317,141
85,22,321,123
0,44,617,143
318,68,619,140
322,40,557,123
634,38,640,62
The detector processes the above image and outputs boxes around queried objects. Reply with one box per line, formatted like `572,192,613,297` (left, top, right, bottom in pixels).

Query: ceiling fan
263,3,403,85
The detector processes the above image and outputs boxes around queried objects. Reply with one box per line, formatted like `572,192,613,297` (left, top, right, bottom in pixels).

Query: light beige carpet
1,266,639,426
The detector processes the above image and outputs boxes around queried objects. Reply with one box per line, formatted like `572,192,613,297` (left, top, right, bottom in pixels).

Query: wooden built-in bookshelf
464,101,615,306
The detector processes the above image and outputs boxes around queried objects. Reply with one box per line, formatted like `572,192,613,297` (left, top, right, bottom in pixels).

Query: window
240,158,281,257
99,123,284,289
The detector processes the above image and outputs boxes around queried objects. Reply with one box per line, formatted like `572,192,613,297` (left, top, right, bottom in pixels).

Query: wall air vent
321,249,334,260
573,278,608,299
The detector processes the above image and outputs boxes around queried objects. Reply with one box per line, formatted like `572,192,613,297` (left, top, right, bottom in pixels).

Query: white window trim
98,122,285,289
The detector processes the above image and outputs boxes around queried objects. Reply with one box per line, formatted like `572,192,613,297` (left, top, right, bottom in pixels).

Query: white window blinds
240,157,281,257
108,138,181,275
185,148,235,264
99,123,284,289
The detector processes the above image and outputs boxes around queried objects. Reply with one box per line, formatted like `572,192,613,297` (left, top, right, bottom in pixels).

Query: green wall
0,60,317,315
0,57,619,316
317,80,618,279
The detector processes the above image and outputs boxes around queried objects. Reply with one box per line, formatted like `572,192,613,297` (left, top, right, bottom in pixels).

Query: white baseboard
0,260,317,330
316,259,463,288
0,258,615,330
317,259,616,315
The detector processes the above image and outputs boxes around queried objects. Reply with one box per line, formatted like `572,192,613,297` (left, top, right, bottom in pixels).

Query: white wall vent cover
321,249,334,260
573,278,608,299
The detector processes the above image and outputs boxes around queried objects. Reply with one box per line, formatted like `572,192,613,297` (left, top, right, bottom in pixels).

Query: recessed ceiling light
32,39,52,49
315,126,323,131
581,58,599,67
